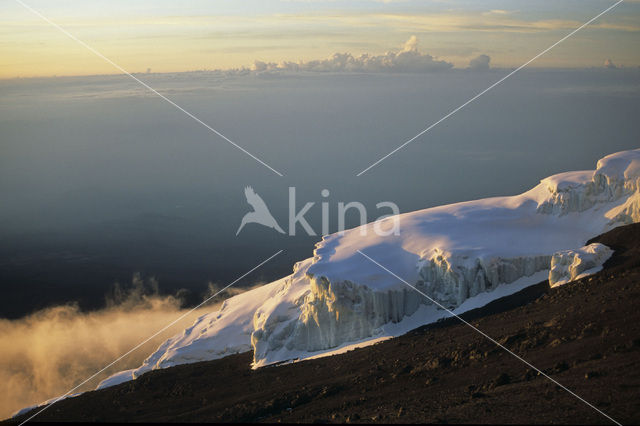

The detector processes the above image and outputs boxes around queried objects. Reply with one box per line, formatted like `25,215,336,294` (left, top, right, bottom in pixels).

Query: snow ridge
537,150,640,220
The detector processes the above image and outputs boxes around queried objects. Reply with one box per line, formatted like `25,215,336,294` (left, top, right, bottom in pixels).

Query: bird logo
236,186,285,236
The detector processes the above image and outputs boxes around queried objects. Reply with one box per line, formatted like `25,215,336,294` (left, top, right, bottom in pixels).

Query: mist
0,275,254,419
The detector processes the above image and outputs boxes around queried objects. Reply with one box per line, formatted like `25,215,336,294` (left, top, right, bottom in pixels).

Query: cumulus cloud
402,34,418,52
604,58,618,69
251,35,452,74
468,54,491,71
0,275,254,419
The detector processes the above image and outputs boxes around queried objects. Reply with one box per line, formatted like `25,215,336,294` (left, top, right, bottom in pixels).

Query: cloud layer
0,275,254,420
251,36,454,73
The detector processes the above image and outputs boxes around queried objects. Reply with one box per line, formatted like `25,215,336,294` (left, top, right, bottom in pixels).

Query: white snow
77,149,640,391
96,369,136,390
128,277,290,378
548,243,613,287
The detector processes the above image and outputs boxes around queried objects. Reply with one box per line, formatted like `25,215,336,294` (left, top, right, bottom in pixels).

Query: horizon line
2,64,637,82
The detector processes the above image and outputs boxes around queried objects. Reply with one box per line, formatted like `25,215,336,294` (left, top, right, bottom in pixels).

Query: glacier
548,243,613,288
90,149,640,387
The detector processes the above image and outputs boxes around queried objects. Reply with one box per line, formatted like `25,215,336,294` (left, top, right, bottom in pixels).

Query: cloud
329,12,640,34
484,9,512,16
468,54,491,71
402,34,418,53
604,58,618,69
251,36,453,74
0,275,255,420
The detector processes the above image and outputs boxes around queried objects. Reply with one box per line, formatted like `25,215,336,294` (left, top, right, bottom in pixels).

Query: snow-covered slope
100,148,640,385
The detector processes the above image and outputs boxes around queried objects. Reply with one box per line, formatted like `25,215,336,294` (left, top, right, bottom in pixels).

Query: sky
1,0,639,78
1,2,639,418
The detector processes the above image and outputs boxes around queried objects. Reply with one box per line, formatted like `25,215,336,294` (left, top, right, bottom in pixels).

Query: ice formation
548,243,613,287
95,149,640,385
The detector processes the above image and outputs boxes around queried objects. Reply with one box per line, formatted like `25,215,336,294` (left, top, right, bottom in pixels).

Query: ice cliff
100,148,640,385
548,243,613,287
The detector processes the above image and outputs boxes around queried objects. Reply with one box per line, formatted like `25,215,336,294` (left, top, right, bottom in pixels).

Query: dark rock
493,372,511,387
